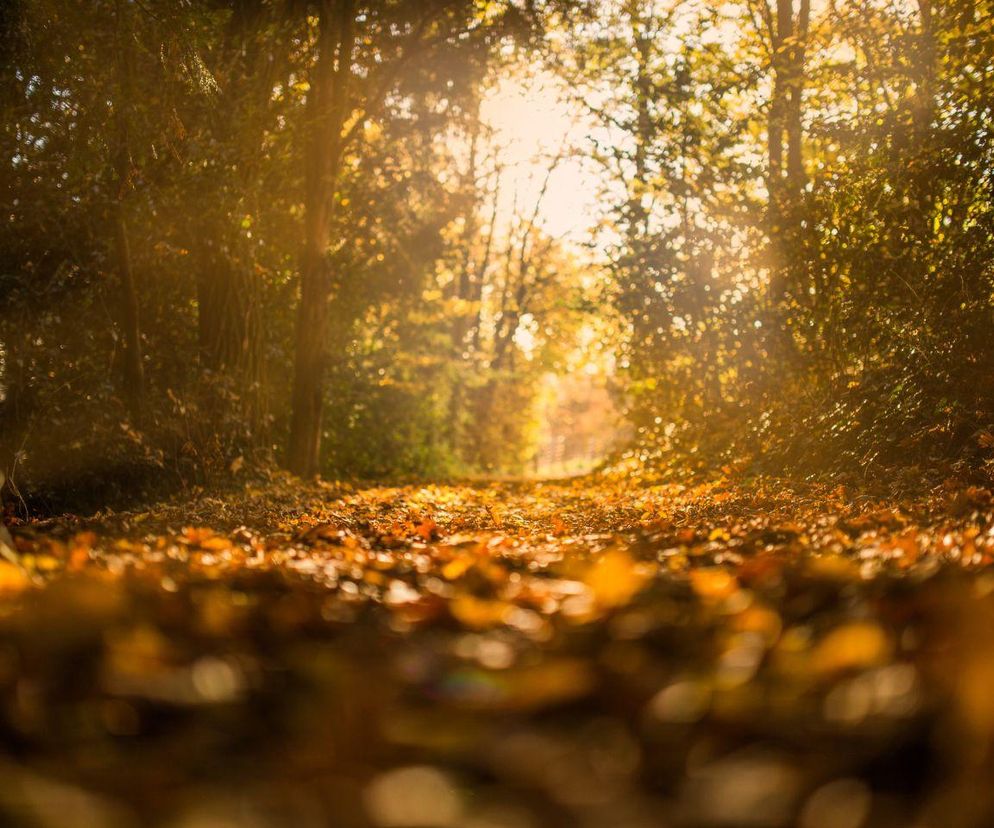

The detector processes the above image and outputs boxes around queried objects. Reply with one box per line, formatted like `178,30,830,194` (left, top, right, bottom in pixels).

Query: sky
477,68,620,381
479,69,602,246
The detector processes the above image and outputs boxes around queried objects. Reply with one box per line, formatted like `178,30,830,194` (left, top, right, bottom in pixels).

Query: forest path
1,477,994,826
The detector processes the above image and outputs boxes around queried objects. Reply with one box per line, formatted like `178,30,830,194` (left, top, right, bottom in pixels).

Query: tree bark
629,2,652,240
448,109,484,455
767,0,793,215
785,0,810,195
114,204,144,416
114,0,144,421
763,0,810,361
195,242,257,373
196,0,267,377
287,0,355,477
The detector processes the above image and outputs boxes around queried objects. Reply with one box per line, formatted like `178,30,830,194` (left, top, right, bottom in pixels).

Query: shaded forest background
2,0,994,510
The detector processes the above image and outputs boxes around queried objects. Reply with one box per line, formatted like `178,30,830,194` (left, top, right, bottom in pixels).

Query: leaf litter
1,475,994,826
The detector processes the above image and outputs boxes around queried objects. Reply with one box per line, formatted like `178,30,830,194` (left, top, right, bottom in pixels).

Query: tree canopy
2,0,994,503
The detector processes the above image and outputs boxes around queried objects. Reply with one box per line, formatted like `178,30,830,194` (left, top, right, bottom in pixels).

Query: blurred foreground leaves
2,476,994,826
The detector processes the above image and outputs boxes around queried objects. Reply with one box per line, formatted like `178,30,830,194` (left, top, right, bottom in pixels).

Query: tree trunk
630,3,652,240
113,0,143,421
197,1,267,371
766,0,809,317
196,242,256,373
785,0,810,196
909,0,937,216
114,203,144,417
767,0,793,219
448,109,484,457
287,0,355,477
452,109,481,349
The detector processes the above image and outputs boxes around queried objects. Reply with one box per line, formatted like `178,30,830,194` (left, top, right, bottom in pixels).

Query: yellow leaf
586,549,650,609
807,554,860,581
442,556,472,581
690,567,738,600
450,595,511,629
0,561,29,593
811,622,892,675
487,505,504,528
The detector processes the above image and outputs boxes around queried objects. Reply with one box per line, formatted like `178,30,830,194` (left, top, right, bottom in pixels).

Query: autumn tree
176,0,300,438
287,0,532,477
547,1,764,461
747,0,812,354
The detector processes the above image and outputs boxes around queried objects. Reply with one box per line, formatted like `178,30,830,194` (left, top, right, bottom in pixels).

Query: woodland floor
2,475,994,828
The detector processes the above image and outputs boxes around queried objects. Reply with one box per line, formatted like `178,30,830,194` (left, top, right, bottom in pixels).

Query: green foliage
4,0,993,505
749,0,994,475
0,0,586,503
552,0,994,480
